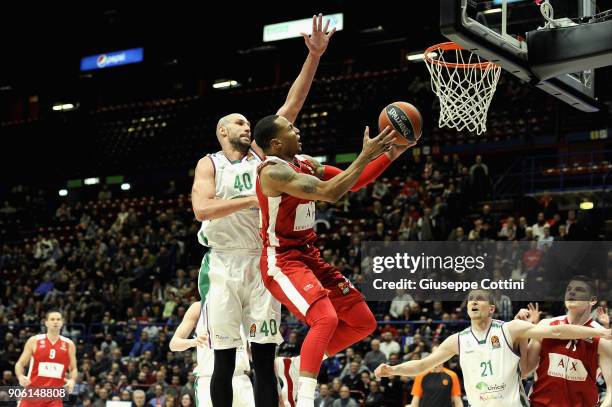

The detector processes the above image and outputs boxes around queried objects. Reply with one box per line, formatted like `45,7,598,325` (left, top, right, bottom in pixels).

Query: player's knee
307,299,339,333
361,310,378,335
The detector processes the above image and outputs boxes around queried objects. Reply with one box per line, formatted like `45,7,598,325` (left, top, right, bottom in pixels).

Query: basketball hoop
424,42,501,135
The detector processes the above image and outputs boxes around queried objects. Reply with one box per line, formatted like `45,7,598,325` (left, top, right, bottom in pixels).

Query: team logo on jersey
442,379,449,386
38,340,46,348
338,282,350,295
249,324,256,338
60,343,67,351
491,335,500,349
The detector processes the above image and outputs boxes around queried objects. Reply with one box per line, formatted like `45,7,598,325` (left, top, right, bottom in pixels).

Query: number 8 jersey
197,150,262,250
458,320,529,407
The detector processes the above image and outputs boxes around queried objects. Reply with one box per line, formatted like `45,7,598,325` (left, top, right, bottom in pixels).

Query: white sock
296,377,317,407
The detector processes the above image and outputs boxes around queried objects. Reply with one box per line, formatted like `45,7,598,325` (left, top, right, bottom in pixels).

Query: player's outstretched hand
361,126,396,161
301,13,336,57
527,303,542,325
596,306,610,329
514,308,530,321
374,363,395,378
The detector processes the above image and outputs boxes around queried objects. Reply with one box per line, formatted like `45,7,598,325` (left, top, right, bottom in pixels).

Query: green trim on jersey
198,229,208,246
194,377,199,407
198,252,211,299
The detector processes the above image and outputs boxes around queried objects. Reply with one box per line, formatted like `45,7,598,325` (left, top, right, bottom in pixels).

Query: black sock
211,348,236,407
251,343,278,407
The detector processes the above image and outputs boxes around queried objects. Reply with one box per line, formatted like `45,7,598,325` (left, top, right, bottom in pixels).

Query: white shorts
195,375,255,407
199,249,283,349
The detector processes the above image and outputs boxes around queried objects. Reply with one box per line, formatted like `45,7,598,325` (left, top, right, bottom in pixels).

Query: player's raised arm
15,336,36,387
507,319,612,342
191,156,259,221
276,13,336,124
374,334,458,378
260,126,395,203
170,302,208,351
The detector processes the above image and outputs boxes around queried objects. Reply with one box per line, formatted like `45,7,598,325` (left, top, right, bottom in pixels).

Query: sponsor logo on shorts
304,283,314,291
491,335,500,349
249,324,256,338
338,281,350,295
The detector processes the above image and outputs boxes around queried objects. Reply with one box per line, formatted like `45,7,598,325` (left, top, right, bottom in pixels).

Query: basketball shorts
260,245,364,321
199,248,282,349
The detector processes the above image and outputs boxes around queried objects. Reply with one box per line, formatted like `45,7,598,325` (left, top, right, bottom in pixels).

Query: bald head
215,113,252,153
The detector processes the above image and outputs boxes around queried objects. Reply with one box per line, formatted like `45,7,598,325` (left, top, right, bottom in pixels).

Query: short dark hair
45,309,63,320
253,115,280,150
568,275,598,299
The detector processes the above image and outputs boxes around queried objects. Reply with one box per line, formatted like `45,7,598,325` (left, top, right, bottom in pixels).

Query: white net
424,43,501,135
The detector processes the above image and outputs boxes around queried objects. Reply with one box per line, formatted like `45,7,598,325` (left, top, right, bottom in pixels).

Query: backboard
440,0,612,112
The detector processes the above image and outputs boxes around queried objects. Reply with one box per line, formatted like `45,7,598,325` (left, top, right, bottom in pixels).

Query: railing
523,149,612,193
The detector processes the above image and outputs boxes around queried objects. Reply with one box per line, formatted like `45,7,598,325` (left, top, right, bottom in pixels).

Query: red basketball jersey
529,316,601,407
257,155,318,248
28,334,71,388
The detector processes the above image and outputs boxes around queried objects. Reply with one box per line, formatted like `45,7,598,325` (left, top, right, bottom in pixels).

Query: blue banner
80,48,144,71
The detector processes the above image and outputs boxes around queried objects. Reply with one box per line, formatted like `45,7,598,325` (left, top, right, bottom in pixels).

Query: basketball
378,101,423,146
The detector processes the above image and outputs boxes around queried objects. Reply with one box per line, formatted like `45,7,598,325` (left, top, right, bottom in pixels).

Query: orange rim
424,42,498,70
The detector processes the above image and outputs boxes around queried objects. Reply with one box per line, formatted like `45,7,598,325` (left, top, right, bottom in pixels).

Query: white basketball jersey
458,320,528,407
193,302,251,378
197,150,262,250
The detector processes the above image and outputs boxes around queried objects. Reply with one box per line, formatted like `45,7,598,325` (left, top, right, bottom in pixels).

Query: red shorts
18,400,63,407
260,245,364,322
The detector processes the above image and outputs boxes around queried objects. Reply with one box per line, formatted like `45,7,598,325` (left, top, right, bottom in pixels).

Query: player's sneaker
275,356,300,407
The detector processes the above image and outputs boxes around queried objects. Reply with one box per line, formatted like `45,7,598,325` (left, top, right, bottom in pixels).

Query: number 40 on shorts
249,319,278,337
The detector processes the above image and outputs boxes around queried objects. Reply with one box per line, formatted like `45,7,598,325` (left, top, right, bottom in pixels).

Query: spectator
532,212,547,240
515,216,528,240
389,289,416,319
100,333,118,354
364,381,384,407
372,180,389,201
179,393,194,407
315,383,336,407
499,217,516,240
93,388,109,407
130,332,155,358
1,371,16,386
364,340,386,371
537,225,554,250
469,155,490,201
148,385,165,407
332,385,359,407
133,390,147,407
341,362,362,389
555,224,567,241
379,332,400,360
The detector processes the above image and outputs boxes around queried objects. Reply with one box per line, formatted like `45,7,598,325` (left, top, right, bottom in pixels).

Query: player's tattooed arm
264,163,324,197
